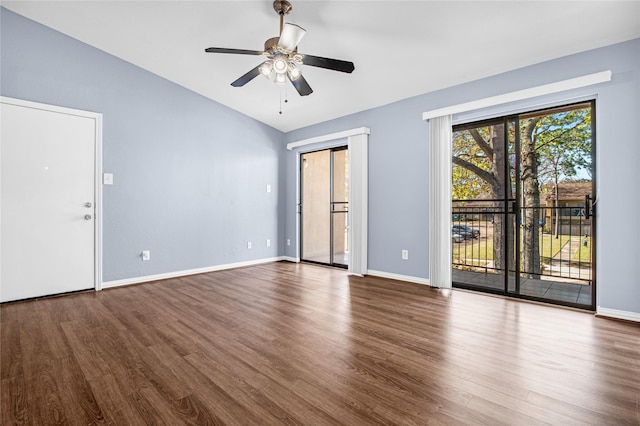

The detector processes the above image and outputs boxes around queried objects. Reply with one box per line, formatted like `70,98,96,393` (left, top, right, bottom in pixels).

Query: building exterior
543,182,592,236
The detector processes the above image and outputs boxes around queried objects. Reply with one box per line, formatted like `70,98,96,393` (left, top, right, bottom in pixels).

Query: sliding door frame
299,146,348,269
451,100,596,310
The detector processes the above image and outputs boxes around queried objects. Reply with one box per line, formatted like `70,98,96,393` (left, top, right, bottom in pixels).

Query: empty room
1,1,639,424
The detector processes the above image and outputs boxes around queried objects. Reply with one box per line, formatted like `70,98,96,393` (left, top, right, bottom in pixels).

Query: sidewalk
544,236,592,280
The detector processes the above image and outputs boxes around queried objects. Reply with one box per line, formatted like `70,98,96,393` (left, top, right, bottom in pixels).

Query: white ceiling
3,1,640,132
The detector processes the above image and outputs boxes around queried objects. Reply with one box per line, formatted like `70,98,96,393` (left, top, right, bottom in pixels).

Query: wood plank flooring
2,261,639,425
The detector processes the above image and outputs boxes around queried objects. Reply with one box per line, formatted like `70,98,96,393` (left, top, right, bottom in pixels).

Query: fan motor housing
264,37,280,53
264,37,297,55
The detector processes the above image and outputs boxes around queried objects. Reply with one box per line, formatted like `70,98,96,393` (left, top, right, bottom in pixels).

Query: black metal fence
452,200,592,283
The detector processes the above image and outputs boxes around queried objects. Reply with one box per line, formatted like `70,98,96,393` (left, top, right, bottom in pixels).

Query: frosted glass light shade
288,63,301,80
259,61,273,78
273,56,288,74
275,73,286,84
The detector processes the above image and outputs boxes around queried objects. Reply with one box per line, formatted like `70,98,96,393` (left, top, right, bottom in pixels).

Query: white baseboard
280,256,300,263
368,269,430,286
102,257,286,289
596,306,640,323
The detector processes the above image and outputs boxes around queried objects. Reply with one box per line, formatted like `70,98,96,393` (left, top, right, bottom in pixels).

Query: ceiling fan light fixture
273,55,289,74
205,0,354,97
259,60,274,78
288,63,301,80
274,72,287,84
278,23,306,53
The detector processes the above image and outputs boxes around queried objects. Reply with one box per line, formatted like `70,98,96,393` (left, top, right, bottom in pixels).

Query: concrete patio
452,268,592,305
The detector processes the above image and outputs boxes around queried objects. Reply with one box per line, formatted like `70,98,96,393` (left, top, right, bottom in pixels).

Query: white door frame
287,127,370,276
1,96,103,292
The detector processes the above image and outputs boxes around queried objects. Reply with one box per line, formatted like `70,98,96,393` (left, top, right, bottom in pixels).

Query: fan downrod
273,0,292,37
265,0,293,51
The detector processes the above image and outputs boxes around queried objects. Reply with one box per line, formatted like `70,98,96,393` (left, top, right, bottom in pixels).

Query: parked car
452,232,465,243
452,225,480,239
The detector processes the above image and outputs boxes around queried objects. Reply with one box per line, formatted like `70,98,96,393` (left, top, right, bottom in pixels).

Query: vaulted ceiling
3,1,639,132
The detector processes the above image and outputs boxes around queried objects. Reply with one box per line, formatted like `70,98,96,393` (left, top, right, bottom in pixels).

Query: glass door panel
301,147,349,268
331,149,349,267
513,103,594,307
301,150,331,264
452,120,509,292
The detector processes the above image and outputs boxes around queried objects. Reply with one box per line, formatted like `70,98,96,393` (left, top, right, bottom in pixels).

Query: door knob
84,214,92,220
85,202,92,208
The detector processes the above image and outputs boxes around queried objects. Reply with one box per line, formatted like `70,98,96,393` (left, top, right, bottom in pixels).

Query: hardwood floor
2,262,639,425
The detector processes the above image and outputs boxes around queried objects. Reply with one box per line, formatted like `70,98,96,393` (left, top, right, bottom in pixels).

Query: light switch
103,173,113,185
266,184,272,193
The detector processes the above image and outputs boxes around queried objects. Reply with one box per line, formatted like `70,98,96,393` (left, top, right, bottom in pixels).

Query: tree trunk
520,118,541,278
489,125,513,272
553,175,560,238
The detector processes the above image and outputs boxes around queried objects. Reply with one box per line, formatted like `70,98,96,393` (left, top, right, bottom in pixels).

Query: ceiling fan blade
278,23,306,52
205,47,264,55
290,73,313,96
300,54,355,73
231,64,263,87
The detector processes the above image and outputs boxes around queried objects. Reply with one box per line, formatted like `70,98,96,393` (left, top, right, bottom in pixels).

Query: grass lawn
573,237,592,261
539,235,571,260
453,239,493,261
453,233,570,261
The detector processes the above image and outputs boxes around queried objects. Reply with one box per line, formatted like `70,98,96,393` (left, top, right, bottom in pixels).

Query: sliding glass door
451,119,515,293
452,101,595,309
301,147,349,268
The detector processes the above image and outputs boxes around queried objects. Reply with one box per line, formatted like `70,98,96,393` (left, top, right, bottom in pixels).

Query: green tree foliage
535,107,592,238
535,107,592,184
452,129,492,200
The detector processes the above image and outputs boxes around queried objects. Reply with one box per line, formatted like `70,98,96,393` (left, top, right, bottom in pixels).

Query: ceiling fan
205,0,355,96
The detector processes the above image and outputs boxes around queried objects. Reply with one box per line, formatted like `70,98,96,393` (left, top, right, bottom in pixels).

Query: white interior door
1,99,99,302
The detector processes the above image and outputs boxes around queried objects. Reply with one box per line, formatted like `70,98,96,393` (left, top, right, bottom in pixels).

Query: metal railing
452,200,592,284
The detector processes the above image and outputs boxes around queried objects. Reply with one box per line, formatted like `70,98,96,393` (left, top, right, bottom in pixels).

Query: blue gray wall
3,7,639,316
1,8,286,282
285,38,640,315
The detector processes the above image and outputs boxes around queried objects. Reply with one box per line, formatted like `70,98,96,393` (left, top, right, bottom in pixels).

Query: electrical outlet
142,250,150,261
266,184,271,193
247,241,252,249
401,250,409,260
266,239,271,247
287,239,291,246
